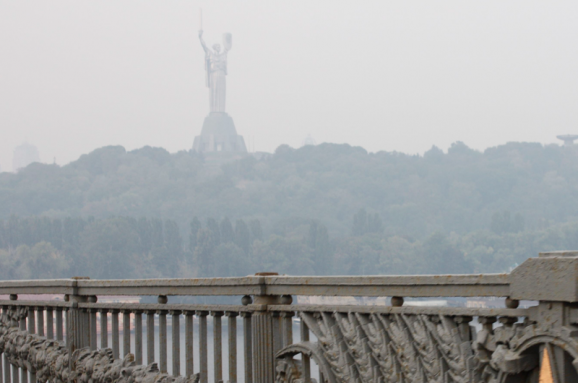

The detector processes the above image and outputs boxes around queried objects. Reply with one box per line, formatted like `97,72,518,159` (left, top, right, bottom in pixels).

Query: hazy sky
1,1,577,171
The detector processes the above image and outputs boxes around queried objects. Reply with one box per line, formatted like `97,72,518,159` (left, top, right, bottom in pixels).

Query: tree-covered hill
2,141,578,278
1,141,577,238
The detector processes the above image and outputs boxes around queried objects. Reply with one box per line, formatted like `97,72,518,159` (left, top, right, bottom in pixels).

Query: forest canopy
1,141,577,278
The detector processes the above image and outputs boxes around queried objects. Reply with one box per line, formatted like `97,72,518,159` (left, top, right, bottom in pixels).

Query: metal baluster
212,311,223,383
89,309,97,350
46,307,54,339
300,317,311,383
111,310,120,359
36,307,44,337
28,308,35,334
134,311,143,365
3,353,8,383
3,306,10,383
241,312,252,383
146,311,155,365
55,308,63,342
64,307,69,348
171,311,181,376
197,311,208,383
272,311,282,355
87,296,97,350
0,321,2,383
19,314,27,383
159,310,167,373
1,306,5,383
185,311,194,378
100,309,108,349
123,310,131,357
226,312,238,383
281,311,294,347
21,369,28,383
83,308,90,349
11,364,18,383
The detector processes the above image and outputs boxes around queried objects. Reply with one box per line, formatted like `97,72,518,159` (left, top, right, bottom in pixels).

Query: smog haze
1,1,577,169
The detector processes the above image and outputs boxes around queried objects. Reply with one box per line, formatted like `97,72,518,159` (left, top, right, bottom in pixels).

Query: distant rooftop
12,142,40,172
557,134,578,147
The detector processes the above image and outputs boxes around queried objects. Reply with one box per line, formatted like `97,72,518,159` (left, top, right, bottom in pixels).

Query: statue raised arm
198,30,210,54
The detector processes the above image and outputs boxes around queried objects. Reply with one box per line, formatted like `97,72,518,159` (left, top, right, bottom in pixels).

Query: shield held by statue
223,33,232,51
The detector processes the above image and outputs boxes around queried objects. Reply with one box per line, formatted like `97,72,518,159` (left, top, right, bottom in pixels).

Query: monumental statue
193,27,247,153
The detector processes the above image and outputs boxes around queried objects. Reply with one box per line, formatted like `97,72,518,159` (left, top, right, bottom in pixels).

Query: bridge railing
0,251,576,383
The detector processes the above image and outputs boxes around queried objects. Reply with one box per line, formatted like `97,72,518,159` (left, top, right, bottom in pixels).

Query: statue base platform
193,112,247,153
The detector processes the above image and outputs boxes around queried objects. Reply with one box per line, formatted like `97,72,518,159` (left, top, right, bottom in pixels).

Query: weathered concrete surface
510,252,578,302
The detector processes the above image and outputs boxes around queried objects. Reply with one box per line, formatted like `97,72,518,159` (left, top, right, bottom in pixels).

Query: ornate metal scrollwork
275,310,578,383
275,357,304,383
275,341,330,383
0,314,199,383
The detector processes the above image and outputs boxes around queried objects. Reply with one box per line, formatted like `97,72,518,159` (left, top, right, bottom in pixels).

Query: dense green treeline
1,213,577,279
2,141,578,278
1,141,578,238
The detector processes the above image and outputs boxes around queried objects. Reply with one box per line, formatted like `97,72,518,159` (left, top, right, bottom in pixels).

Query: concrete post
250,272,290,383
67,277,90,355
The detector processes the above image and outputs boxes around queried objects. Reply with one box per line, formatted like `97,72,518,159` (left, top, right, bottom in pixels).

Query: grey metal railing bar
0,301,69,308
159,310,167,373
0,274,510,297
99,309,108,348
27,308,35,334
18,316,27,383
76,303,254,312
198,311,208,383
135,310,143,365
55,307,64,341
122,310,131,357
300,320,311,383
111,310,119,359
171,311,180,376
146,311,154,365
227,312,238,383
36,308,44,337
281,311,293,348
3,354,8,383
268,304,528,317
46,307,53,339
2,356,8,383
241,312,252,383
11,363,18,383
89,309,97,350
272,312,281,357
213,311,223,383
185,311,194,378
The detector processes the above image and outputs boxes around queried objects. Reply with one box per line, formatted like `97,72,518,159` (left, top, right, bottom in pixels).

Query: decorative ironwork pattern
0,309,198,383
274,311,549,383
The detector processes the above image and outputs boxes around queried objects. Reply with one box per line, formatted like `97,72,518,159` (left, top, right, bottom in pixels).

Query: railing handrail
0,273,510,298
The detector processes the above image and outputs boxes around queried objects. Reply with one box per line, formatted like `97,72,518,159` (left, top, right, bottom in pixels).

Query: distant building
13,143,40,172
302,135,317,147
557,134,578,147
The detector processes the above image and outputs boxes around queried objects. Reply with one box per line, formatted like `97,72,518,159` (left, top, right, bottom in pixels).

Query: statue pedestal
193,112,247,153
